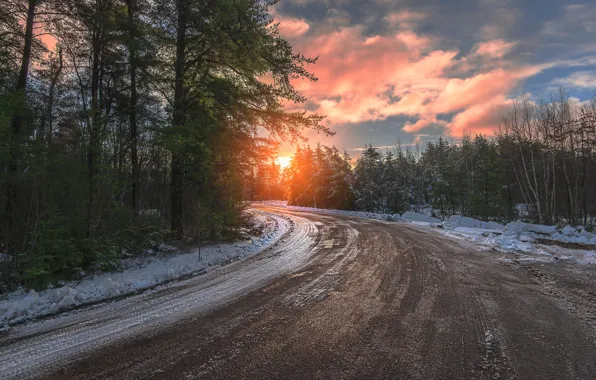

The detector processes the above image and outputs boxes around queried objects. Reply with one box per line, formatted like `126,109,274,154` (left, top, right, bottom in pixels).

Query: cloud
289,23,543,137
472,39,517,58
40,34,57,51
275,16,310,38
403,118,447,133
291,26,452,122
542,4,596,37
447,95,512,136
384,10,426,29
551,71,596,89
432,66,540,114
273,0,596,144
479,7,521,40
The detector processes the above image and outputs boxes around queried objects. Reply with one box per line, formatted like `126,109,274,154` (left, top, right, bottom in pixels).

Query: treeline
0,0,325,290
284,145,353,210
283,92,596,226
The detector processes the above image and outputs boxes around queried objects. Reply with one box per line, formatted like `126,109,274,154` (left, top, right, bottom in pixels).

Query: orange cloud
270,7,310,39
403,117,447,133
448,96,512,136
291,26,456,124
473,39,517,58
288,25,543,137
277,17,310,38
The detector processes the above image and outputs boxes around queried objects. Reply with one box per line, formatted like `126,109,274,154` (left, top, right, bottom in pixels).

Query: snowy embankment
262,201,596,265
0,210,290,329
442,220,596,265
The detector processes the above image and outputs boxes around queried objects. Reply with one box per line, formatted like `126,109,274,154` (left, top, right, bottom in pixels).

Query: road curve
1,205,596,380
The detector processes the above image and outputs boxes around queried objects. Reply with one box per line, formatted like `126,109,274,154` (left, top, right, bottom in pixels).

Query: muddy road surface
1,205,595,380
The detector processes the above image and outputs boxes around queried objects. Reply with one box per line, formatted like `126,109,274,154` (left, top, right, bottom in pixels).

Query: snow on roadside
0,210,290,329
261,201,402,221
402,211,440,224
261,201,596,266
449,215,504,230
438,221,596,265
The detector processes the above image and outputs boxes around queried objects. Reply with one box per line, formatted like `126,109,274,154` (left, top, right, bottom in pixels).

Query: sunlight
275,155,292,170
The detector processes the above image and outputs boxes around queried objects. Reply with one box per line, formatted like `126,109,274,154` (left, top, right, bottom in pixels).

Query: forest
0,0,328,291
277,92,596,228
2,0,596,294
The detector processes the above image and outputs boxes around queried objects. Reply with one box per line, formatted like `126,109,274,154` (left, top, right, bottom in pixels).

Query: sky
271,0,596,158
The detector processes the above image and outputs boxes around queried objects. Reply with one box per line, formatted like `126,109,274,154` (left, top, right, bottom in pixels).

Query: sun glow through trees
275,156,292,170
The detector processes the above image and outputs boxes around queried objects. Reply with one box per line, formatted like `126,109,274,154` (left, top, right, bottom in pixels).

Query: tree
0,0,326,291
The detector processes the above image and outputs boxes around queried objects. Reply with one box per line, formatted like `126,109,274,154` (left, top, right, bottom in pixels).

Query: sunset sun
275,155,292,170
3,0,596,376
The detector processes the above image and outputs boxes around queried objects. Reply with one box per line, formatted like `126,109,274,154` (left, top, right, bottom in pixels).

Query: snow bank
440,219,596,265
448,215,504,230
505,221,558,235
503,222,596,244
402,212,441,224
0,211,290,328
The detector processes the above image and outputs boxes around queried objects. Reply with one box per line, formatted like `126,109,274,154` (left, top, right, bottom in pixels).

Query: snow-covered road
0,211,319,379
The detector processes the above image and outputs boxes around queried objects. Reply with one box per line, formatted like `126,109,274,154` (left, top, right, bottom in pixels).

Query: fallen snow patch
439,221,596,265
505,221,558,236
402,212,441,224
0,211,290,328
448,215,504,230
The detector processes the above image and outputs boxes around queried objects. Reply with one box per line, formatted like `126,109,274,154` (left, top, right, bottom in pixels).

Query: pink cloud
432,68,521,114
448,96,512,136
270,8,310,39
403,117,447,133
473,39,517,58
286,23,543,137
276,17,310,38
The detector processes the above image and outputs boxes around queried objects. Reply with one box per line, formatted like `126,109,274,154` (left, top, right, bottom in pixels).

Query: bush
24,216,82,290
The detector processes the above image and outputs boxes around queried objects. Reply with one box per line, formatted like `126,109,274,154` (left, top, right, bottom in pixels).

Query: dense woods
3,0,596,295
0,0,326,291
282,93,596,227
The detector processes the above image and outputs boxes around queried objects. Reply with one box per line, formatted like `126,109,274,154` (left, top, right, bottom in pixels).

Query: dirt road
1,205,595,379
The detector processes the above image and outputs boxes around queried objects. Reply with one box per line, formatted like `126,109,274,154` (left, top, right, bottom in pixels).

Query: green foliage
285,145,354,210
0,0,324,292
24,215,82,290
286,135,520,222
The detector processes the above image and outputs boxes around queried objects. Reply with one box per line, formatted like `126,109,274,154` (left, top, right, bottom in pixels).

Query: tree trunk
170,0,188,238
11,0,36,137
45,47,63,143
4,0,37,248
127,0,139,217
88,29,102,236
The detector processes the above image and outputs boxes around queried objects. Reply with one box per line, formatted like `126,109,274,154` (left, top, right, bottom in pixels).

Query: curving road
1,205,596,380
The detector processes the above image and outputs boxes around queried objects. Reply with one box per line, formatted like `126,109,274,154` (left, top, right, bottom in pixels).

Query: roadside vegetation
0,0,326,292
278,91,596,228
